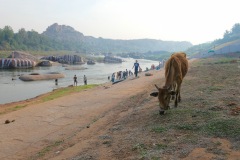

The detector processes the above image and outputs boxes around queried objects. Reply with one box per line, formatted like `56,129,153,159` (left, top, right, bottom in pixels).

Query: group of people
73,75,87,86
111,70,130,82
57,59,163,86
110,60,141,82
73,59,163,85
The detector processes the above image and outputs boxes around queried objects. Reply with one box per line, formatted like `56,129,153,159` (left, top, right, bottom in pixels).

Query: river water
0,58,159,104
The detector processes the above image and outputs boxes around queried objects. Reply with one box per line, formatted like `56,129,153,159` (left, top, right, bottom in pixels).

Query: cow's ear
169,91,176,95
150,92,158,97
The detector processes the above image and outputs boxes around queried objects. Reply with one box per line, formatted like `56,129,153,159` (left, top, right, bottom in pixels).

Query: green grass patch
0,51,12,58
42,84,98,102
132,143,147,157
151,126,167,133
202,118,240,138
193,109,219,119
160,108,240,140
195,57,239,65
30,50,78,56
207,85,223,92
174,123,200,131
10,105,27,111
155,143,167,150
165,108,196,122
213,57,238,64
12,105,27,111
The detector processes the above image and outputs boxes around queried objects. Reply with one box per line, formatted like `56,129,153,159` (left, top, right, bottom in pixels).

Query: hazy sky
1,0,239,45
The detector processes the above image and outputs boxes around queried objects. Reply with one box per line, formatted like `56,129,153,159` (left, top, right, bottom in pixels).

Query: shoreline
0,82,107,114
0,68,155,106
0,72,144,114
0,57,160,105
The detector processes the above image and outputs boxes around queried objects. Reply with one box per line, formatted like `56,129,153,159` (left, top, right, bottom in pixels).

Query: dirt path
1,57,240,160
0,69,163,160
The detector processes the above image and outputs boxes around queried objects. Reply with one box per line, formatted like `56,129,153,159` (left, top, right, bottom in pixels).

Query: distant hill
42,23,85,42
4,23,240,58
42,23,193,53
186,23,240,58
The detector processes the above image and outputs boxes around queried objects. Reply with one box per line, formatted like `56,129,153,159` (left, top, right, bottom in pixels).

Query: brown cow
150,52,188,115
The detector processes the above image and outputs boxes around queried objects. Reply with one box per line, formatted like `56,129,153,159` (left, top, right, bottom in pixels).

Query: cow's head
150,84,175,115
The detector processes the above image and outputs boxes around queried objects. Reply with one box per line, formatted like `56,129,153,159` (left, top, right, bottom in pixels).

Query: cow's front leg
171,84,176,100
174,91,178,107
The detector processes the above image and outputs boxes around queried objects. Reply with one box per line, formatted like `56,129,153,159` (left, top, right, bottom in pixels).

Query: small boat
112,79,125,84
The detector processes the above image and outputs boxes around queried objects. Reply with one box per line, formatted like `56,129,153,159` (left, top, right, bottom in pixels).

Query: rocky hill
42,23,192,53
42,23,85,42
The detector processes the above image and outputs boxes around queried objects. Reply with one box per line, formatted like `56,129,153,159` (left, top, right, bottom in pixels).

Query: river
0,58,159,104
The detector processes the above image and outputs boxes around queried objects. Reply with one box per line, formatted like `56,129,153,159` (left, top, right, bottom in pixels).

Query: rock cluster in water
0,51,37,69
103,56,122,63
41,55,85,64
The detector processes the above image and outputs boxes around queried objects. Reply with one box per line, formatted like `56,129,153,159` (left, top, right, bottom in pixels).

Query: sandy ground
0,58,239,160
0,69,163,160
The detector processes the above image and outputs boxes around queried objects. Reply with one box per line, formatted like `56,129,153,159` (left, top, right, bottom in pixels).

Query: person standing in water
55,79,58,85
84,75,87,85
132,60,141,77
73,75,77,86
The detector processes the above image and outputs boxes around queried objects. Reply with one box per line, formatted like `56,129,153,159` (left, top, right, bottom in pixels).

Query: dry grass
93,56,240,160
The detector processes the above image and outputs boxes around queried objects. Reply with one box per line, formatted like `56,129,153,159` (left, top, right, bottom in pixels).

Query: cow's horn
155,84,160,90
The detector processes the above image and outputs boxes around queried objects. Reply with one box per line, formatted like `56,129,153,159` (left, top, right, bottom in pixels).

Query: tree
0,26,15,50
231,23,240,35
3,26,14,41
223,30,230,39
16,28,28,43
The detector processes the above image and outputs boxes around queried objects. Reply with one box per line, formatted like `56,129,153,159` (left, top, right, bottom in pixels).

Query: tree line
0,26,64,51
0,24,192,54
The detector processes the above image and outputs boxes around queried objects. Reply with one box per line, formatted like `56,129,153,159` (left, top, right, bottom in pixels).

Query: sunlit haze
1,0,240,45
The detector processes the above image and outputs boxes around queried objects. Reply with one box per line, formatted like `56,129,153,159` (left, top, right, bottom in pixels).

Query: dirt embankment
0,57,240,160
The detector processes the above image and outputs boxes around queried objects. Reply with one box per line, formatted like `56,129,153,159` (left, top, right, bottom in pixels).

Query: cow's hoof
159,111,165,115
